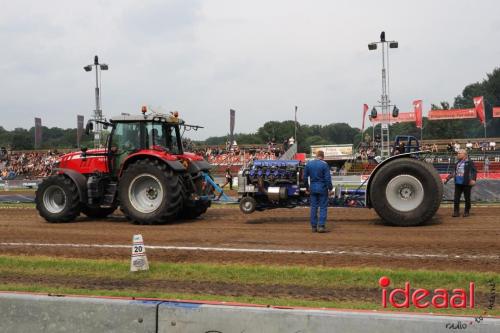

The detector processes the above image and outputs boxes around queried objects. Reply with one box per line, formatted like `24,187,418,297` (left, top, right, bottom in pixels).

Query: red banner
427,108,476,120
473,96,485,124
370,112,416,123
362,104,369,131
493,107,500,118
413,100,423,128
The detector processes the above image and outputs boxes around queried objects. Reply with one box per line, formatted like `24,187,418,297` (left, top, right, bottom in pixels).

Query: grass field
0,255,497,316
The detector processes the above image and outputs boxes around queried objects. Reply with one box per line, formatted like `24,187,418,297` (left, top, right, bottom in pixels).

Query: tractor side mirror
85,121,94,135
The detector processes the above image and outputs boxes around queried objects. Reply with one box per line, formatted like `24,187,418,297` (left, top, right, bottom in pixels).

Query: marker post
130,234,149,272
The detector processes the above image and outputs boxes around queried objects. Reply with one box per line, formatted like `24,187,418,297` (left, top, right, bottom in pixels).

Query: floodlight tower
84,55,109,148
368,31,399,159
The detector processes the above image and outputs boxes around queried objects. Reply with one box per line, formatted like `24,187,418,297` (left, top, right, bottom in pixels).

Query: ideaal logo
379,276,475,309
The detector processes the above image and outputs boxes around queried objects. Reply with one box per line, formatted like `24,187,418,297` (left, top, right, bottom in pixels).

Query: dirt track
0,206,499,272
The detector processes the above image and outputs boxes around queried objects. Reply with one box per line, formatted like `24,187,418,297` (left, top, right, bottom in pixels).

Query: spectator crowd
0,148,62,180
442,140,497,153
196,145,280,166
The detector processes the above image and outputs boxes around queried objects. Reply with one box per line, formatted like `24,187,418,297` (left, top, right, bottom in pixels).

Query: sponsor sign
311,144,353,160
427,108,476,120
370,112,416,124
493,107,500,118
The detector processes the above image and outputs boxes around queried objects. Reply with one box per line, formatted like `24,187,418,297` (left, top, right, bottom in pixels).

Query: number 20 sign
130,234,149,272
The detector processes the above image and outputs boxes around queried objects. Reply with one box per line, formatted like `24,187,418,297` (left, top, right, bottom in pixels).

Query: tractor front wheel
36,174,81,223
119,159,182,225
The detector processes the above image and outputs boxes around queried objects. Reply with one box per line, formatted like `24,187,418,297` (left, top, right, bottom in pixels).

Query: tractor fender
188,160,212,173
164,160,186,172
365,152,422,208
119,154,186,176
54,168,87,202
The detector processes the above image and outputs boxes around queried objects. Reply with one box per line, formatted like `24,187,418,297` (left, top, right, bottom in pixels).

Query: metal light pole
368,32,399,159
84,55,109,148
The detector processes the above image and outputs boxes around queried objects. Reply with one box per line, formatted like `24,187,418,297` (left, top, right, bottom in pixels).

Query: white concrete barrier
0,292,158,333
157,302,500,333
0,292,499,333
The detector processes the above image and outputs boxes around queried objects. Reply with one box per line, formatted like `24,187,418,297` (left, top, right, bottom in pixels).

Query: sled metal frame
202,172,238,203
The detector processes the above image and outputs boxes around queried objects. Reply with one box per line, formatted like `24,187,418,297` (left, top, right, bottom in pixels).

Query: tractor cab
393,135,420,155
107,109,186,175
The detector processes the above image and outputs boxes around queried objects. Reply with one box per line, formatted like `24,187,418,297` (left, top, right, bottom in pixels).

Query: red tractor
35,108,212,224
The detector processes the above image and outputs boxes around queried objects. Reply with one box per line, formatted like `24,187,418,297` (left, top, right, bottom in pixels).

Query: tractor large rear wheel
119,159,182,225
369,158,442,226
36,174,81,223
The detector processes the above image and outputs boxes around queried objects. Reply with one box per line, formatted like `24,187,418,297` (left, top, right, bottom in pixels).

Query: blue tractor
237,153,442,227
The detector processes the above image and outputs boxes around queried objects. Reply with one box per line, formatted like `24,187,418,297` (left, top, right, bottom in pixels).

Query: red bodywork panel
59,149,109,174
58,148,204,175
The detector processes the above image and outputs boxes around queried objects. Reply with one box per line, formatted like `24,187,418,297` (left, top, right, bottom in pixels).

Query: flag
294,105,298,140
362,104,369,131
413,100,423,129
229,109,236,145
473,96,485,124
77,115,84,147
34,117,42,149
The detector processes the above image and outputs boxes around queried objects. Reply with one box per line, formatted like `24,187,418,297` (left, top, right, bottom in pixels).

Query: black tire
178,174,211,219
369,158,442,226
36,174,81,223
118,159,182,225
81,204,117,219
180,201,210,219
240,196,257,214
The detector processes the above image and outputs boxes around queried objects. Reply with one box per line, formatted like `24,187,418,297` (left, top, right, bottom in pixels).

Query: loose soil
0,206,498,305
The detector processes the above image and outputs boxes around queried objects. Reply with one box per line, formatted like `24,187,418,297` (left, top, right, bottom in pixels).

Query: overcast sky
1,0,499,139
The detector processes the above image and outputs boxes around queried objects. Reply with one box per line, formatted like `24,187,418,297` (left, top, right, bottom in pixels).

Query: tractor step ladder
279,143,297,160
381,123,390,159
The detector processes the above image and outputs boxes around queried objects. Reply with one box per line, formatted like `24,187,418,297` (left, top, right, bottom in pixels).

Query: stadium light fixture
367,32,399,159
392,106,399,117
84,55,109,148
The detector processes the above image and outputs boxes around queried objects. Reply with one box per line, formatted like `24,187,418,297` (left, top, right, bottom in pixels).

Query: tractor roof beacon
35,107,213,225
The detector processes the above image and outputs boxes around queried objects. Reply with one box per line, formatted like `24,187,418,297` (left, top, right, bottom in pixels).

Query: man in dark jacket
304,150,333,232
445,149,477,217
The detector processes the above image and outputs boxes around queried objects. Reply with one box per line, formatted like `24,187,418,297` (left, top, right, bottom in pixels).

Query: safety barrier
0,180,40,190
0,292,499,333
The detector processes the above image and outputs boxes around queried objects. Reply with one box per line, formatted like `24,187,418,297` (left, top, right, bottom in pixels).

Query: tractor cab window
112,122,141,152
146,122,182,155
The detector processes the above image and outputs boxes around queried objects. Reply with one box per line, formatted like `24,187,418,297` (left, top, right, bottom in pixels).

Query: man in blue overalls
304,150,333,233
